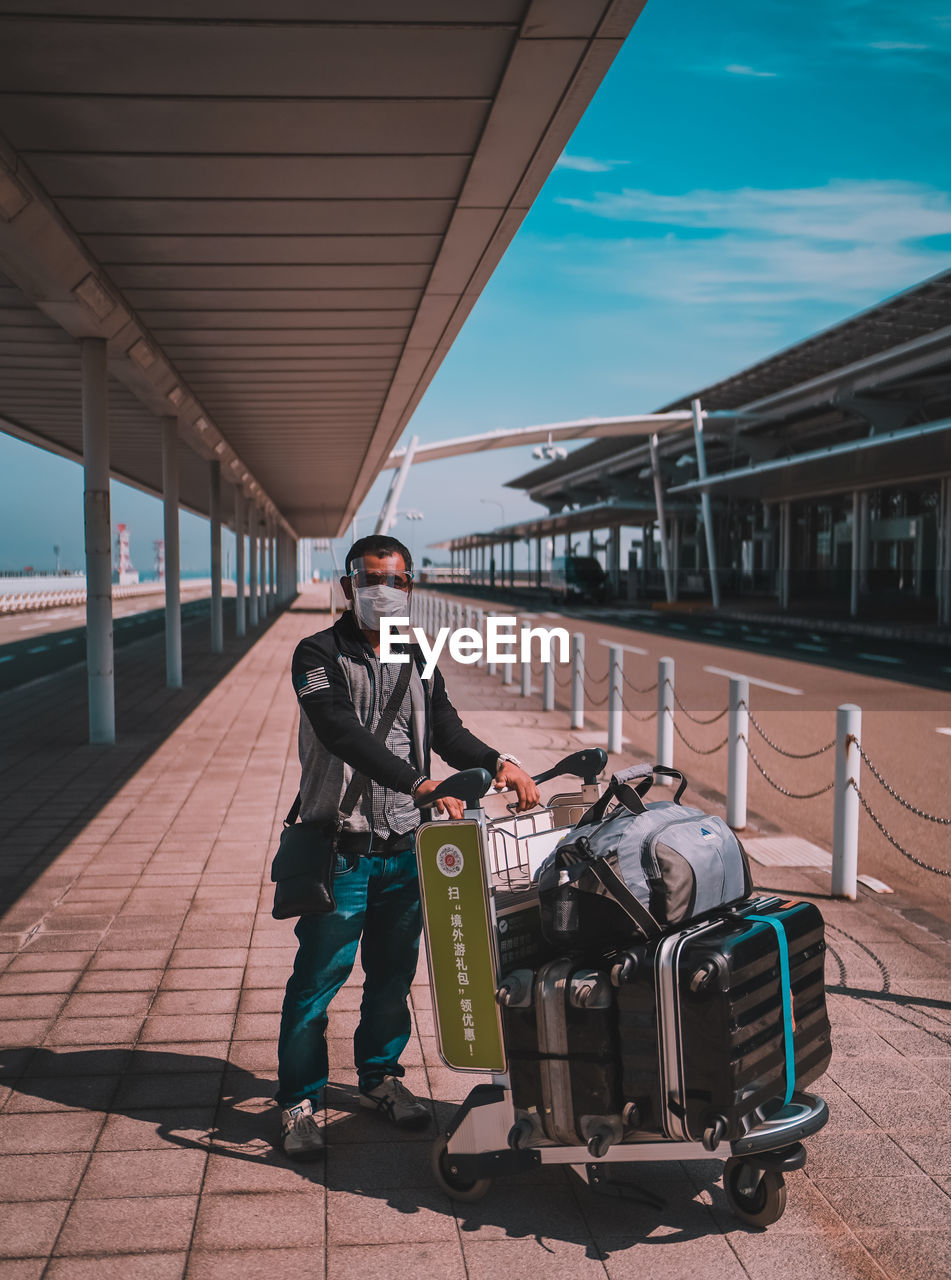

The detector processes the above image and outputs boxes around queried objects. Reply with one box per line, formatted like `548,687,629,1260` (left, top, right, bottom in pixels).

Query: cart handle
418,767,493,809
532,748,607,788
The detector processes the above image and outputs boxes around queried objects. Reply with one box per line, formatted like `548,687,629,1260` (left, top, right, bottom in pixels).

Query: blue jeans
276,843,422,1107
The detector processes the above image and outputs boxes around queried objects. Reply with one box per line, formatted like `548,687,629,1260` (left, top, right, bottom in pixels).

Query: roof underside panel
0,0,645,536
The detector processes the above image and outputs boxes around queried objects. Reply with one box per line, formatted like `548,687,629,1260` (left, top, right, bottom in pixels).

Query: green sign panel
416,820,506,1073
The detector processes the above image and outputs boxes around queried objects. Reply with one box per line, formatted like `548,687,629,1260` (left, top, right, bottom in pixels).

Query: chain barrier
740,734,835,799
621,699,658,721
623,672,658,695
553,667,572,687
850,782,951,877
670,683,729,726
673,720,728,755
851,741,951,825
741,702,835,759
581,662,609,685
586,688,610,708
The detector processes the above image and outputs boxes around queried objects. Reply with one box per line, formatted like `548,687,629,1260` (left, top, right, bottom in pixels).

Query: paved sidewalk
1,586,949,1278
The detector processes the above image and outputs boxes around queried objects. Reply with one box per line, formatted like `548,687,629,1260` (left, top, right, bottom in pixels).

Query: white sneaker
281,1098,324,1161
359,1076,431,1129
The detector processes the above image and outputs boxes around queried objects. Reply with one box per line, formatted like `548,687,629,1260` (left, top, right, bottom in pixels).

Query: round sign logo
436,843,464,877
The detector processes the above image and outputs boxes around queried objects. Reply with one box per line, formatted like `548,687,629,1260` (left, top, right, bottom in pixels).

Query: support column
850,490,861,618
269,518,277,613
607,525,621,598
940,479,951,627
536,535,543,589
780,500,791,611
649,432,674,602
691,398,721,608
248,504,259,627
161,416,182,688
209,460,223,653
858,491,870,595
234,487,246,637
81,337,115,744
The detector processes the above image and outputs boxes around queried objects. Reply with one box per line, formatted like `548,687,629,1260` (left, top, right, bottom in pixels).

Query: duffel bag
536,762,752,952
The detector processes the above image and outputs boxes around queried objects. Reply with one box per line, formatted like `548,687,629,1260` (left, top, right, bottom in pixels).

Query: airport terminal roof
0,0,644,537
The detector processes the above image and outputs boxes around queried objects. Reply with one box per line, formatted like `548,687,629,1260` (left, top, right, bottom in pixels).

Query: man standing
278,534,538,1159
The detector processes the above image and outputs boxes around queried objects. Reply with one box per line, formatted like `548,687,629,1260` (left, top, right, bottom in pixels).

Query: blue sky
3,0,951,574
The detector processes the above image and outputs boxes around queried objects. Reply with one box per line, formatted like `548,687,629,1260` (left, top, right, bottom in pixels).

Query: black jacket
292,610,498,829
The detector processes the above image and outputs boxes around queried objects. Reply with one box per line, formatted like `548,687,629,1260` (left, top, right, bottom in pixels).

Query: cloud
555,154,627,174
549,180,951,309
725,63,778,77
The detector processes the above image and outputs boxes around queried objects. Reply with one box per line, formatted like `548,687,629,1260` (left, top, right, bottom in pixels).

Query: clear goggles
349,566,414,592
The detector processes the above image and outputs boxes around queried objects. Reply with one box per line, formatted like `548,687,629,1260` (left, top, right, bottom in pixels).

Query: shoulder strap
585,855,663,939
286,659,414,827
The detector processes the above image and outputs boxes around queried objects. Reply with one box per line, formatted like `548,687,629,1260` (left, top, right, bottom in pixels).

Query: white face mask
352,583,410,631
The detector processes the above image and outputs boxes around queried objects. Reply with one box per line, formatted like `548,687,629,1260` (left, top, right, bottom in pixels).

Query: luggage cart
414,751,828,1229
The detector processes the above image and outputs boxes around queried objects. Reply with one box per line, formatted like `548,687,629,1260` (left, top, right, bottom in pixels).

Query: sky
2,0,951,575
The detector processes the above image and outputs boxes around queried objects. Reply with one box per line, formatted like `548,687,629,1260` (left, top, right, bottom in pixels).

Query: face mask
352,584,409,631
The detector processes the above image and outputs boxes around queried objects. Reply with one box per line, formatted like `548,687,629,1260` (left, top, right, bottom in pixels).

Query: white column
727,676,749,829
570,632,584,730
691,399,721,609
209,460,223,653
608,646,623,755
608,525,621,598
234,487,246,637
161,416,182,688
657,656,675,772
270,520,278,612
248,505,259,627
649,432,674,602
81,337,115,744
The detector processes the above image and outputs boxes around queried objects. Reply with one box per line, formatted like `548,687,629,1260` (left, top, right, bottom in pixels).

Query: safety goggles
349,568,414,591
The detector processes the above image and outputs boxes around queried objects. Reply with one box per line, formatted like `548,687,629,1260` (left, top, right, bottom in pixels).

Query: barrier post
571,632,585,729
502,615,515,685
608,645,623,755
475,608,485,667
520,624,532,697
657,656,674,773
727,676,749,829
832,703,861,900
543,659,555,711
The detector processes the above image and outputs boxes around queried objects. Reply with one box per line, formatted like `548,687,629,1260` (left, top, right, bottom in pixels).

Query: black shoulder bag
271,660,414,919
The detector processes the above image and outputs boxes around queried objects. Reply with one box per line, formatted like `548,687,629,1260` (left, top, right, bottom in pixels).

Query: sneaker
280,1098,324,1161
359,1076,431,1129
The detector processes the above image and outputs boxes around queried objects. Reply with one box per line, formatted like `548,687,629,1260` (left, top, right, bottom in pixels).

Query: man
278,534,538,1159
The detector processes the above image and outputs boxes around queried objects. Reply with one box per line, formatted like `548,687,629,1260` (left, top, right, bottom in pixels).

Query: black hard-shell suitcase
614,895,831,1144
499,958,623,1151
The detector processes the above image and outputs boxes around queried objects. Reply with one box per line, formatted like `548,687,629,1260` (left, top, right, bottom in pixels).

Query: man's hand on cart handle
492,761,540,812
413,778,465,820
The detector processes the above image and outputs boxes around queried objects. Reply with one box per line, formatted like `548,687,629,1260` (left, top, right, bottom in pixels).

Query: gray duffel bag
536,763,753,951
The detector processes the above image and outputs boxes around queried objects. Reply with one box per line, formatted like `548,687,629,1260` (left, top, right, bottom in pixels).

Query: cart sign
416,820,505,1073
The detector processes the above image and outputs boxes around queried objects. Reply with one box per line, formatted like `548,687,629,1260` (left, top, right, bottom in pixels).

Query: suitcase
499,958,624,1152
615,895,832,1144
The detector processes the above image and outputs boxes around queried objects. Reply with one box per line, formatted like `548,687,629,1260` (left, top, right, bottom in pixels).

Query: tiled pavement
1,585,949,1278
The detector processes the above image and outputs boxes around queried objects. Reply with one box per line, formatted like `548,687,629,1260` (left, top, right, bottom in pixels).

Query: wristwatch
495,753,523,774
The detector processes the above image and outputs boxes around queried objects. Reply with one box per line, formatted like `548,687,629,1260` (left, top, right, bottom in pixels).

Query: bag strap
284,658,414,828
560,840,662,938
746,913,795,1106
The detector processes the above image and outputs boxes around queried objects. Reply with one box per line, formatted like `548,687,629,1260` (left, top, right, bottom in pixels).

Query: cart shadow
3,1047,731,1254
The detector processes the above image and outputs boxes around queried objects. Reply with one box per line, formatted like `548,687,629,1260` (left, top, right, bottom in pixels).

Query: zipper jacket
291,610,500,832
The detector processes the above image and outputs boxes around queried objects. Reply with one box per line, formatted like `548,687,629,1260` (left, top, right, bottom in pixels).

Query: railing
415,589,951,901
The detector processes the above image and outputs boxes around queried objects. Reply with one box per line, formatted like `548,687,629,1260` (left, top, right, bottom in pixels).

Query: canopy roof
0,0,643,534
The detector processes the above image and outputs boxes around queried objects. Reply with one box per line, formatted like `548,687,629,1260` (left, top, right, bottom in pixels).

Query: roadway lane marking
704,665,803,696
27,645,49,654
19,621,54,631
855,652,905,665
937,728,951,736
598,639,648,655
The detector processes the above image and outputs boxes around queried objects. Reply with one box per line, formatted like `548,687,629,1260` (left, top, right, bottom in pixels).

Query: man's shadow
3,1046,732,1254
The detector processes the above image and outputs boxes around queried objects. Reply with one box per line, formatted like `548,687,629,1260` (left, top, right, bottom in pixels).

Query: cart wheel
723,1157,787,1227
431,1134,493,1202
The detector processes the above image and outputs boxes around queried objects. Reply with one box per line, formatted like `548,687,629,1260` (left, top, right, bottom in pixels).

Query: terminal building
442,268,951,628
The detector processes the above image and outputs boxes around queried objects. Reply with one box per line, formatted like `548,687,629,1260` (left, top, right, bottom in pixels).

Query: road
0,582,236,692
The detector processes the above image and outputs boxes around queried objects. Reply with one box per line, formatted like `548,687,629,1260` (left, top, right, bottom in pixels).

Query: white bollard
608,645,623,755
727,676,749,829
571,632,585,730
475,608,485,668
832,703,862,900
657,656,674,772
543,659,555,711
520,626,532,697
